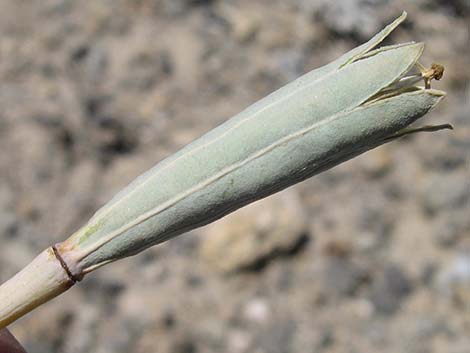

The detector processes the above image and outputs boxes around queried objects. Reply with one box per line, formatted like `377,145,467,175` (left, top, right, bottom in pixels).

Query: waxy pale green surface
59,13,445,276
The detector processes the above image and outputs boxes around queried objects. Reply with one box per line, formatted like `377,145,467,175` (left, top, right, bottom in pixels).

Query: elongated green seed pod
0,12,451,329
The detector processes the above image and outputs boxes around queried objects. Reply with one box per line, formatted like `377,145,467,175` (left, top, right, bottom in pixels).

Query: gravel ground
0,1,469,352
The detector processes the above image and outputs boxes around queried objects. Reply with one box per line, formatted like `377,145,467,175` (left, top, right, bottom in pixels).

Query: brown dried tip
430,63,444,81
416,62,445,88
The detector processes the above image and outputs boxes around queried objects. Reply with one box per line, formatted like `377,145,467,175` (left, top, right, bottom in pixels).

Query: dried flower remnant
0,12,452,329
418,62,445,88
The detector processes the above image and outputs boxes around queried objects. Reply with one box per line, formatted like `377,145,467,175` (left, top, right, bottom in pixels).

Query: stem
0,248,74,329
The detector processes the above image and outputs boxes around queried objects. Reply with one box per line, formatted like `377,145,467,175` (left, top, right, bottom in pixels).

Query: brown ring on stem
52,245,80,284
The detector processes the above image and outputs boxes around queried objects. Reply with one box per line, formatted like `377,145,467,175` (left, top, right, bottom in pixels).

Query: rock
171,338,198,353
218,4,260,43
62,305,100,353
432,217,468,247
98,319,139,353
368,264,413,314
321,257,367,297
274,49,305,81
419,174,470,215
227,329,252,353
435,253,470,306
243,298,271,324
0,211,17,240
420,262,438,285
300,0,388,40
254,320,296,353
199,190,309,273
358,147,393,178
119,50,173,92
413,316,451,340
355,205,394,253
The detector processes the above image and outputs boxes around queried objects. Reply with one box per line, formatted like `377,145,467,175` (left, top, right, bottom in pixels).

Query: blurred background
0,1,469,352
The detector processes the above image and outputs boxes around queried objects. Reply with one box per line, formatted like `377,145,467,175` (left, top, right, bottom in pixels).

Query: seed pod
0,12,451,328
